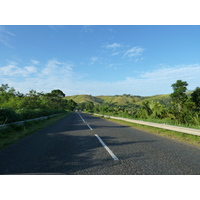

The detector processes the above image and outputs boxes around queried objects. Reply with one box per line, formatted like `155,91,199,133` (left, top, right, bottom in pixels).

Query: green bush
15,108,36,120
0,108,65,125
8,124,24,131
15,108,64,121
0,108,20,124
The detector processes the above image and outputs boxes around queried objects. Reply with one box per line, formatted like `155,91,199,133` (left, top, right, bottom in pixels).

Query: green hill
137,94,172,106
65,94,156,106
64,91,193,107
97,95,140,105
64,95,103,105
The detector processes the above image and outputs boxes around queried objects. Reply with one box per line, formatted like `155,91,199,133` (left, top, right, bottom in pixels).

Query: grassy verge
90,111,200,130
99,116,200,148
0,112,70,150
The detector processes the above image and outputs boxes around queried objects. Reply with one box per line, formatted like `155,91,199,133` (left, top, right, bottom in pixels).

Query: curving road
0,112,200,175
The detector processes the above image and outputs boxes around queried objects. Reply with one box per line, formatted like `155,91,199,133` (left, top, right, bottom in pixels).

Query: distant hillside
64,95,103,105
65,94,169,106
64,91,193,107
137,94,172,106
96,95,143,105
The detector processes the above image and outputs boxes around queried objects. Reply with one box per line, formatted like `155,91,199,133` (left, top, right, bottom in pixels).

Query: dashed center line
77,112,119,160
78,112,93,130
78,112,86,123
95,134,119,160
87,124,93,130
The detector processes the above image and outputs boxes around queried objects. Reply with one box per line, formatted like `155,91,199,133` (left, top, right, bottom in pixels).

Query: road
0,112,200,175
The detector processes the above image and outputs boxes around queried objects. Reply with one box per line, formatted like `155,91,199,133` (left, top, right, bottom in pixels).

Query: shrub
0,108,19,124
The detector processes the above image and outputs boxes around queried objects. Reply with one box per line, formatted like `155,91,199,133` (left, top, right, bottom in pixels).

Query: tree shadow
0,113,158,175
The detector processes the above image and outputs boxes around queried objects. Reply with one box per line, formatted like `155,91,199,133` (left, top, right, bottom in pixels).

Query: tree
0,84,18,108
66,99,77,111
141,100,166,119
191,87,200,111
85,101,94,112
21,90,42,109
0,84,9,93
170,80,188,112
51,89,65,98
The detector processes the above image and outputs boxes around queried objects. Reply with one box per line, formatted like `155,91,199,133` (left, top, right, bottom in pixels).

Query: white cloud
2,61,200,96
89,56,99,65
7,60,18,65
25,66,37,74
104,43,122,49
31,59,40,65
72,64,200,96
103,43,145,61
106,63,122,70
0,26,15,48
41,59,73,76
0,64,37,77
91,57,98,62
1,59,75,94
141,64,200,81
124,46,144,57
111,52,120,56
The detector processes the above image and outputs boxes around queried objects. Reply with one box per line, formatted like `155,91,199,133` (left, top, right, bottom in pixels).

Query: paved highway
0,112,200,175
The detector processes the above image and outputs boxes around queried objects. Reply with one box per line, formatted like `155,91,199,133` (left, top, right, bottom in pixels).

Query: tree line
80,80,200,127
0,84,77,124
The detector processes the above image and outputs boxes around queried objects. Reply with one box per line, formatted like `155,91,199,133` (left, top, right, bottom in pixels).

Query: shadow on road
0,112,157,175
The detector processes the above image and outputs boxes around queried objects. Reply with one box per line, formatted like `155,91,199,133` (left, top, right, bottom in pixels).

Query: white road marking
78,112,86,123
87,124,93,130
78,113,118,160
95,134,119,160
78,112,93,130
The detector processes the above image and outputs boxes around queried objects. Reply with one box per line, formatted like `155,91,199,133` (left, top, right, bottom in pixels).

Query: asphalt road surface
1,112,200,175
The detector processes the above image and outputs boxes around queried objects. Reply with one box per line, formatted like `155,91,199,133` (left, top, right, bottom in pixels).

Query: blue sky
0,25,200,96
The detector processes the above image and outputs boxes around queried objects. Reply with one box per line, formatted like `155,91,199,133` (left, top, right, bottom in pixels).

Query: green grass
0,112,70,150
134,117,200,129
99,111,200,130
99,116,200,148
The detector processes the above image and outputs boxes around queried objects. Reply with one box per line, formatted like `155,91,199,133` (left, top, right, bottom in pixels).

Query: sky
0,25,200,96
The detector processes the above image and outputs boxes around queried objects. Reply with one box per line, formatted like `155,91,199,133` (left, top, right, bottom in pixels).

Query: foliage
170,80,188,112
0,108,20,124
82,80,200,128
85,101,94,112
0,107,65,124
51,89,65,98
0,84,77,125
1,80,200,128
191,87,200,111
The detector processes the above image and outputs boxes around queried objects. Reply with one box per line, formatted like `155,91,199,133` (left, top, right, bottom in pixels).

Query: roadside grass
100,116,200,148
0,112,70,150
132,117,200,130
106,112,200,130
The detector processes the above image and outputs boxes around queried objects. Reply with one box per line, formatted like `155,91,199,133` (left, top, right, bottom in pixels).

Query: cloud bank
1,59,199,96
0,59,200,96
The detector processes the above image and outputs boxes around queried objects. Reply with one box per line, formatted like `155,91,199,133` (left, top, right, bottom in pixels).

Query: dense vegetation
2,80,200,128
78,80,200,128
0,84,77,124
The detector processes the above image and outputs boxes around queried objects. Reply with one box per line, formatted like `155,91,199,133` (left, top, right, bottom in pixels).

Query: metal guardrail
0,113,61,129
92,113,200,137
